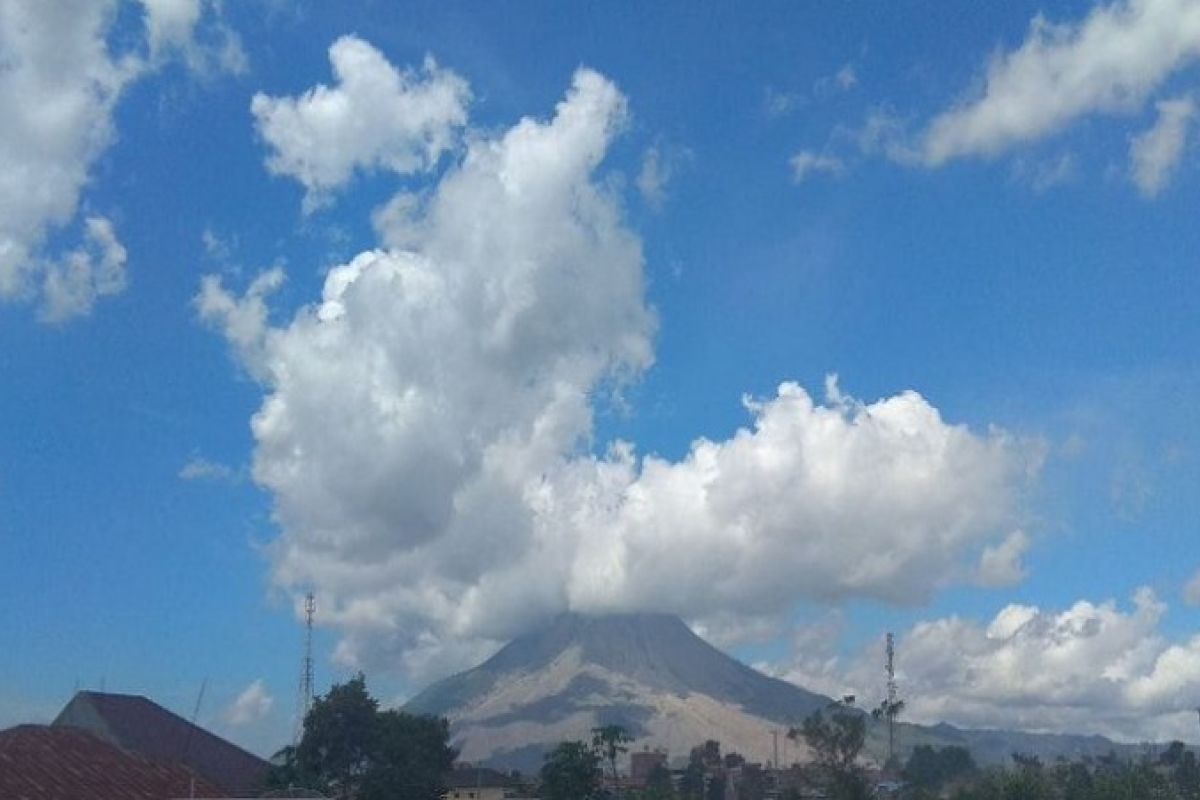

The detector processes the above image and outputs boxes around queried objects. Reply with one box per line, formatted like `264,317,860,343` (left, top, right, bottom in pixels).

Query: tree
270,674,456,800
264,745,307,793
1163,742,1189,767
904,744,976,791
639,762,676,800
541,740,602,800
735,763,768,800
593,724,633,795
1172,749,1200,799
788,703,869,800
359,711,456,800
295,674,379,798
679,753,706,800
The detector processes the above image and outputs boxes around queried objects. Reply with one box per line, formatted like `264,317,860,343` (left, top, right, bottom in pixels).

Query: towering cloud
206,48,1039,681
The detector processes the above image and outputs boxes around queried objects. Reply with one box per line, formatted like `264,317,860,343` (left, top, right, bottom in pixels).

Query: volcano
404,612,1133,772
405,613,834,770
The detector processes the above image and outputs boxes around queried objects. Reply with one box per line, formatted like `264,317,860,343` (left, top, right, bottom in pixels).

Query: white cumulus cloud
636,143,691,210
138,0,247,75
774,588,1200,742
0,1,136,319
178,455,235,482
1182,569,1200,606
790,150,845,182
141,0,202,57
1,0,245,323
205,52,1039,684
921,0,1200,165
1130,95,1195,196
39,216,127,323
251,36,471,211
196,266,284,372
975,529,1030,587
223,679,273,726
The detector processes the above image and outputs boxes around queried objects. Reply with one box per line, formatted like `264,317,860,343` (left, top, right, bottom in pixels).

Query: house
52,690,271,797
0,724,225,800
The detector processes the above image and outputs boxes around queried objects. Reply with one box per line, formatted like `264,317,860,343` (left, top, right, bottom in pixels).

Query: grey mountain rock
404,612,1145,772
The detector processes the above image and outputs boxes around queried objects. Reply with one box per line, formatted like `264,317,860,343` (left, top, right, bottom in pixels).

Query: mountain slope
405,613,830,769
404,612,1141,772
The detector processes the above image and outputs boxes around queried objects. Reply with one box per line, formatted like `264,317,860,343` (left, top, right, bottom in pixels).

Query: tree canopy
541,739,603,800
267,674,456,800
788,703,870,800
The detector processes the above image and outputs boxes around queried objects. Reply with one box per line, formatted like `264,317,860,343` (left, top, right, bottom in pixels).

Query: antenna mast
885,632,898,765
295,592,316,743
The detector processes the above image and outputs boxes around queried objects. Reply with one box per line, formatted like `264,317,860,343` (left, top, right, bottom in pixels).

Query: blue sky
2,0,1199,755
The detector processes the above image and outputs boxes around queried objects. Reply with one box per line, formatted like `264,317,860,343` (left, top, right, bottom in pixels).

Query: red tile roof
0,725,225,800
53,691,270,796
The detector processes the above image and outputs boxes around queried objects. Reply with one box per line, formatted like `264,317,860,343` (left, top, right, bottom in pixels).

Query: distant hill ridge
404,612,1146,772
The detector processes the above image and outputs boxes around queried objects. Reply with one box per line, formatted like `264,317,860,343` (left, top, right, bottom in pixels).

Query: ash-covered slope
404,613,831,770
405,612,1144,772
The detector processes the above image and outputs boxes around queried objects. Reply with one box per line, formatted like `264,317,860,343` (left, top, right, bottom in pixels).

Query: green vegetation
789,702,871,800
267,674,456,800
540,739,603,800
271,683,1200,800
937,746,1200,800
640,762,677,800
594,723,635,794
903,744,977,794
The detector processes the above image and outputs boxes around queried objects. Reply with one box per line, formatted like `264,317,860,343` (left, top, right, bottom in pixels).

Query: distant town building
443,765,522,800
630,748,668,784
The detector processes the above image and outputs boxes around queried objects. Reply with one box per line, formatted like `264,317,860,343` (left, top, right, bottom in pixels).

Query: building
630,749,669,785
53,690,271,797
0,724,225,800
443,766,519,800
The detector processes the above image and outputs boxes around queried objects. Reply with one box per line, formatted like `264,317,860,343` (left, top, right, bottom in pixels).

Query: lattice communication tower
885,632,898,764
295,592,316,743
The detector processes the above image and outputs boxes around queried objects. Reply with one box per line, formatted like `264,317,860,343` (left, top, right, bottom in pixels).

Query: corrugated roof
0,724,225,800
53,691,270,796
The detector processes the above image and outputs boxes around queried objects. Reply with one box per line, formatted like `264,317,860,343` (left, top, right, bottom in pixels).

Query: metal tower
885,632,898,765
295,592,316,743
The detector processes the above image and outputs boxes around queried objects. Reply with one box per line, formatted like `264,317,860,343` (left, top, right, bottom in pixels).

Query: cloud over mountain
203,47,1041,683
774,588,1200,742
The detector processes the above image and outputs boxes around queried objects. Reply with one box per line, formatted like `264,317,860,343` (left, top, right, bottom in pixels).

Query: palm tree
592,724,632,798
